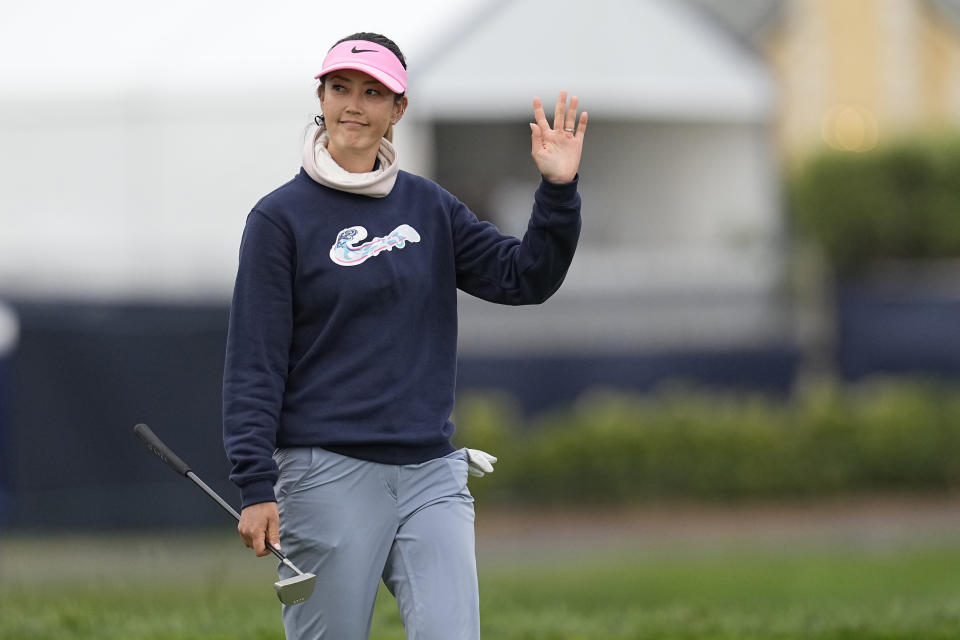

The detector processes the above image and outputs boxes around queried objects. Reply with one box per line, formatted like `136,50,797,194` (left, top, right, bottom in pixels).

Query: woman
223,32,587,639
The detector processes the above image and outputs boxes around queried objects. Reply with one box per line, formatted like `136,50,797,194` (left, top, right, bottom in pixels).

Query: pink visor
314,40,407,94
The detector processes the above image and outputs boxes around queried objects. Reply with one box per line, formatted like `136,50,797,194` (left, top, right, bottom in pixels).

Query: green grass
479,544,960,639
3,532,960,639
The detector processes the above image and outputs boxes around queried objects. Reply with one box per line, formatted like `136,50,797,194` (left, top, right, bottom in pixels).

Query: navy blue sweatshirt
223,168,581,508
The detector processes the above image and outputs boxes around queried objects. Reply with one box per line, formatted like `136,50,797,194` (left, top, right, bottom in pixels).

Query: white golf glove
465,448,498,478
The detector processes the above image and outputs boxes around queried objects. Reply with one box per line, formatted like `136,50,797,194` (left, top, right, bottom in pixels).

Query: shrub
452,379,960,505
788,133,960,272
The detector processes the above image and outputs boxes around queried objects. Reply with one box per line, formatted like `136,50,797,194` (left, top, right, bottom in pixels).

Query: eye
365,88,383,96
331,83,347,92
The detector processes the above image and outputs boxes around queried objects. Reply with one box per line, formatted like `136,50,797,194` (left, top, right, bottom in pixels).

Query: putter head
274,572,316,605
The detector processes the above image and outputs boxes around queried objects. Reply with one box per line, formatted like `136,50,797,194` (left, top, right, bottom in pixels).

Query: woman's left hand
529,91,588,183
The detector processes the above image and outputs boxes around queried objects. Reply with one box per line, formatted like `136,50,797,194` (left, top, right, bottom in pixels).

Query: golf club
133,423,316,605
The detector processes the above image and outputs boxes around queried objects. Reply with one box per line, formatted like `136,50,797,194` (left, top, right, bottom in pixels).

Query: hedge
788,133,960,272
451,379,960,504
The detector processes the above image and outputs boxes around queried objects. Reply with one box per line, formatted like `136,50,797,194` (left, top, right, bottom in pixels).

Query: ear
392,95,409,124
317,84,325,104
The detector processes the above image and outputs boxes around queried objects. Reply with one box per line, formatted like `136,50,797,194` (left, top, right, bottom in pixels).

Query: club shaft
187,471,241,520
186,471,304,575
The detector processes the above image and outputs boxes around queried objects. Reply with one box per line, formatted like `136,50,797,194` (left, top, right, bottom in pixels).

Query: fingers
552,90,568,130
266,511,281,555
576,110,588,139
238,519,265,556
535,93,584,134
532,97,550,132
532,93,587,142
238,502,280,558
530,122,543,150
565,96,579,132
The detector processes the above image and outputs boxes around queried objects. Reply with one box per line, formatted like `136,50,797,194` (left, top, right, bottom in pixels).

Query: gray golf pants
273,446,480,639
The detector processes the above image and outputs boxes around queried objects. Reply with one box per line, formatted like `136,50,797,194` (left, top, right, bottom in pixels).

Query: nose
345,89,363,113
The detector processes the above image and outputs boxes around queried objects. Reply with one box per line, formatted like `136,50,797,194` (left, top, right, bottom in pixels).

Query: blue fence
838,283,960,380
0,303,18,526
2,288,958,530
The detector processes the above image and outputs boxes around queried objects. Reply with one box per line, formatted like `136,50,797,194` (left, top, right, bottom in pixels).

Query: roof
929,0,960,25
410,0,774,121
680,0,785,46
0,0,772,122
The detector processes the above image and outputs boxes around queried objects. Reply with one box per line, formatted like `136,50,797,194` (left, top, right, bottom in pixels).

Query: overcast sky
0,0,487,94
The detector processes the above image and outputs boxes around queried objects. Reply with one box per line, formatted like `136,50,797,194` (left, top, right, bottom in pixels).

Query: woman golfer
223,31,587,639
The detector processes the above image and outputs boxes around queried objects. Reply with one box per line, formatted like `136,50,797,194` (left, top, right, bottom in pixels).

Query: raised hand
529,91,588,183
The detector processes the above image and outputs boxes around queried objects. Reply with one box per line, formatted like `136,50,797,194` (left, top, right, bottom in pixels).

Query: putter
133,423,316,605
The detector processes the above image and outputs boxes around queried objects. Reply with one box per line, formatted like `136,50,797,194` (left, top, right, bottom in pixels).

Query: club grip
134,423,191,476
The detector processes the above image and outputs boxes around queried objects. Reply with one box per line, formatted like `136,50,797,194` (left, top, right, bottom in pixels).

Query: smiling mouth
340,121,367,126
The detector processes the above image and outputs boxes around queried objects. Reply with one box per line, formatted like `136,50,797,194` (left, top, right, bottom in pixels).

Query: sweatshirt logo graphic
330,224,421,266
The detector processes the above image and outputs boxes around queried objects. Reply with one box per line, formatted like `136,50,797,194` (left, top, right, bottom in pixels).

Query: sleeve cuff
537,174,579,202
239,479,278,509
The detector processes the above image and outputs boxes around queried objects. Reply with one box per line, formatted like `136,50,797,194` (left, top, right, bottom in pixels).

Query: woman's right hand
238,501,281,557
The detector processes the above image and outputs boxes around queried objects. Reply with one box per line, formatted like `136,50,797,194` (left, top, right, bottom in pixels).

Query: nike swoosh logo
351,46,376,53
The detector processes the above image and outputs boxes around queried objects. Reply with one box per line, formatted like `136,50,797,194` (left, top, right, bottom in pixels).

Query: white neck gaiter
301,123,399,198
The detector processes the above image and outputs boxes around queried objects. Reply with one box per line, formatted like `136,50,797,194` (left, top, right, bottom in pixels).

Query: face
319,68,406,161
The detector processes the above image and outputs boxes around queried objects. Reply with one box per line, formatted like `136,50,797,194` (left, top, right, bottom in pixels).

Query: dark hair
318,32,407,98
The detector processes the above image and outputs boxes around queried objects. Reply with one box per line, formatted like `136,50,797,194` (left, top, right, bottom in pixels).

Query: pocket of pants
443,448,472,495
273,447,314,502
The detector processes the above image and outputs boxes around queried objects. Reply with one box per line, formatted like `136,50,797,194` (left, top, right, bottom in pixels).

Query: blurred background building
694,0,960,157
407,0,794,407
1,0,959,528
